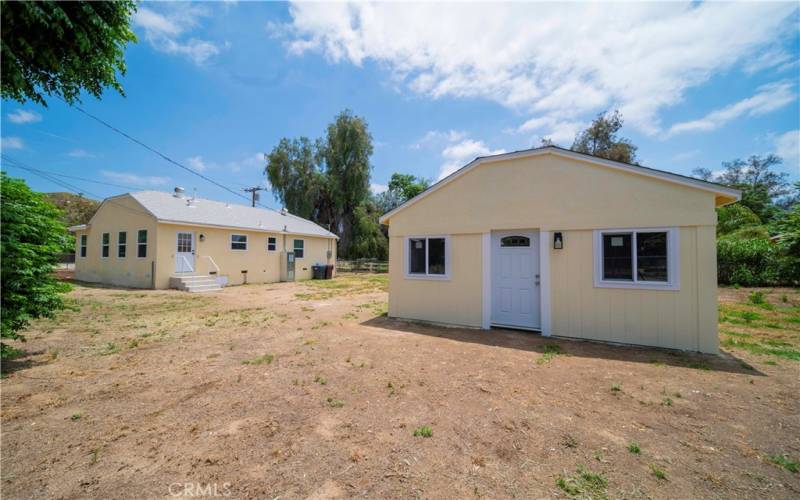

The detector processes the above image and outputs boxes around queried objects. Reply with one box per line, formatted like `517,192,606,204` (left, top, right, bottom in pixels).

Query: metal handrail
202,255,220,274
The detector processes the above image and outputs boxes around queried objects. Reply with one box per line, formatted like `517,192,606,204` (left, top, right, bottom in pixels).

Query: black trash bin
324,264,334,279
311,265,324,279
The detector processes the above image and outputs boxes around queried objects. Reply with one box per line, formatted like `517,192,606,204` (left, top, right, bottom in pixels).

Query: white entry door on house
491,230,540,330
175,231,195,273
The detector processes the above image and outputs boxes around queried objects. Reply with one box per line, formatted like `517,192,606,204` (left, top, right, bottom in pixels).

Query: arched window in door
501,236,530,247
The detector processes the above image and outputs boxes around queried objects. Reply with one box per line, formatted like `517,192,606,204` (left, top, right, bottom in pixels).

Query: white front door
491,230,540,330
175,231,195,273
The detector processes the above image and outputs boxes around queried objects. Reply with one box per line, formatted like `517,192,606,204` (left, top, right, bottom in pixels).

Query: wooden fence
336,259,389,274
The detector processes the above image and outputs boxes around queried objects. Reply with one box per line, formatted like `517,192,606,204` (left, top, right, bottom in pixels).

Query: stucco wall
73,195,158,288
385,152,721,353
154,223,336,289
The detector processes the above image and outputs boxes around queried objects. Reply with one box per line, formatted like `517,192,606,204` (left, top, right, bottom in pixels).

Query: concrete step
169,275,222,292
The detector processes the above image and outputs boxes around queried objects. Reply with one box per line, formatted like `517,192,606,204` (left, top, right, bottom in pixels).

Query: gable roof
78,191,337,239
379,146,742,224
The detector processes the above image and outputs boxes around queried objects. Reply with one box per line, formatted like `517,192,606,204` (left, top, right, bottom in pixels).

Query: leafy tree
1,174,71,358
572,110,637,164
1,1,137,106
693,155,791,222
44,192,99,226
266,110,375,258
351,201,388,260
716,204,762,236
265,137,328,223
319,110,374,257
375,173,431,214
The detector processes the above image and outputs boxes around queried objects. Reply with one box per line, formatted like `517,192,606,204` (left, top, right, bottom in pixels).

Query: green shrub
717,204,762,235
717,236,782,286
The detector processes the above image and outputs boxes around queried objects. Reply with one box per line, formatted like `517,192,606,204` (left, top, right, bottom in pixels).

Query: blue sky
1,2,798,209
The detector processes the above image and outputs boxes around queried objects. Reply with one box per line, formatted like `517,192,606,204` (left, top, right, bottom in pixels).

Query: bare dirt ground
1,275,798,499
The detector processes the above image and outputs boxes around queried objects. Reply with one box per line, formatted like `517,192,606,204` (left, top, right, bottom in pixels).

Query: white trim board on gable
380,146,741,224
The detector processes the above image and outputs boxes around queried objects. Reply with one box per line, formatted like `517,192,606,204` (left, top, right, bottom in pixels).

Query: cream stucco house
70,189,337,291
379,146,741,353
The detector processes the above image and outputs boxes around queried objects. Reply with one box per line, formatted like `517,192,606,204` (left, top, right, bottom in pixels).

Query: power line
2,162,138,191
1,155,154,219
242,186,267,207
59,97,273,210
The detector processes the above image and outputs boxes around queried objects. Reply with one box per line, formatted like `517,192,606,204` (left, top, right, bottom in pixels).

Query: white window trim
230,234,248,251
79,235,87,258
117,231,127,259
136,229,148,259
404,235,451,280
593,227,680,291
293,239,305,259
267,236,277,252
101,233,110,259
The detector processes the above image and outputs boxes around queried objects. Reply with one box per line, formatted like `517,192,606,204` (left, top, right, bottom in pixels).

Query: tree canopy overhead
1,1,137,106
571,110,638,164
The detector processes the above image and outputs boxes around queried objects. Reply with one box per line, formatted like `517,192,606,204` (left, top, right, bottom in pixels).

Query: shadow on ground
362,316,762,376
1,349,50,375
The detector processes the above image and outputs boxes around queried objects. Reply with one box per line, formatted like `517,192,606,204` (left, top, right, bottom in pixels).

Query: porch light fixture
553,232,563,250
199,234,205,242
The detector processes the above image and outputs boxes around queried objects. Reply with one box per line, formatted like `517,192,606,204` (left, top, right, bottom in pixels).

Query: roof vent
280,207,288,216
186,197,195,207
173,187,185,198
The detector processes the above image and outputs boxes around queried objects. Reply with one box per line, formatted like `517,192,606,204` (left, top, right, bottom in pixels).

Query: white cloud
186,155,210,172
7,109,42,124
370,183,388,194
279,2,796,136
133,5,221,65
774,129,799,172
101,170,170,187
668,81,796,135
410,129,467,150
1,136,24,149
67,149,95,158
514,116,585,146
439,138,505,180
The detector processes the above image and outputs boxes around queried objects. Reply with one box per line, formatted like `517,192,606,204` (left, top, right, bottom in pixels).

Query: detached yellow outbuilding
379,146,741,353
70,189,337,291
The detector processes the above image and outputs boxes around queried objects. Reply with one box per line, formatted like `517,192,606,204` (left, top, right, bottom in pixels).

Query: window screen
231,234,247,250
137,230,147,258
118,231,127,258
293,239,304,258
428,238,446,274
636,232,668,282
602,233,632,280
80,235,87,258
101,233,110,258
268,237,277,251
408,238,426,274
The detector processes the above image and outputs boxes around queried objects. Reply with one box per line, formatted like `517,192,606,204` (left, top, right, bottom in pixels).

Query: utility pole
242,186,266,207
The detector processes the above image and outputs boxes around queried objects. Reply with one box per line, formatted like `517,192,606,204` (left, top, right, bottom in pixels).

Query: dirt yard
1,275,798,499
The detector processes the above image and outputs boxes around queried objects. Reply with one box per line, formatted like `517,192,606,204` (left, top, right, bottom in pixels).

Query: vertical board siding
551,227,716,352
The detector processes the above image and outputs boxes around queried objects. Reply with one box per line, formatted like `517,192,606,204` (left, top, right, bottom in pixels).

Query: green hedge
717,235,798,286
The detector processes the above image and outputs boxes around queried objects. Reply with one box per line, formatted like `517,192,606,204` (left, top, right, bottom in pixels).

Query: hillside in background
44,192,99,226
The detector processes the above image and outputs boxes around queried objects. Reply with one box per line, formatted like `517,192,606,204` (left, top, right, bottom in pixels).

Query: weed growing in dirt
342,312,357,320
413,426,433,438
562,434,578,448
768,454,799,473
314,375,327,385
661,397,673,407
537,344,563,365
749,291,765,305
128,339,139,349
763,360,778,366
650,464,668,480
97,342,121,356
326,397,344,408
628,442,641,454
242,354,274,365
610,384,622,393
721,337,800,361
555,466,608,499
49,350,59,360
70,412,82,421
781,294,788,303
311,321,331,330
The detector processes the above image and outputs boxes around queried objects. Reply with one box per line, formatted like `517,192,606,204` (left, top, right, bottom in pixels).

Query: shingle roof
128,191,337,239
